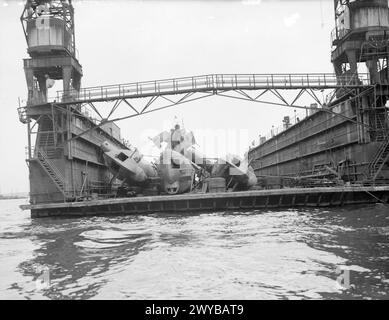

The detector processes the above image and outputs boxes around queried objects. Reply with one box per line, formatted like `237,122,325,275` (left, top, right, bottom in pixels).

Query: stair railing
37,149,67,192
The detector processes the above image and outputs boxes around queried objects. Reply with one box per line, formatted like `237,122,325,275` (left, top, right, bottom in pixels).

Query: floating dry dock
21,186,389,218
17,0,389,217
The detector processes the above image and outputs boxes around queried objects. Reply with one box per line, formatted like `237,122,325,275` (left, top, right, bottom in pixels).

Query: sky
0,0,335,194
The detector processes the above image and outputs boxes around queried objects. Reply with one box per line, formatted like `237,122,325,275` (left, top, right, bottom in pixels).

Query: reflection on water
0,198,388,299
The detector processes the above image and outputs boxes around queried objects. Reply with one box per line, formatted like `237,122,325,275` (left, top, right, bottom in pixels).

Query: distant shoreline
0,196,28,200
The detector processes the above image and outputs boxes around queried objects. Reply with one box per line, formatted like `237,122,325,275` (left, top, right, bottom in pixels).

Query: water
0,198,388,300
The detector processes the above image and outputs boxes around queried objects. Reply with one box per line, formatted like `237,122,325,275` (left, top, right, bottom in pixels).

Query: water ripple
0,199,388,299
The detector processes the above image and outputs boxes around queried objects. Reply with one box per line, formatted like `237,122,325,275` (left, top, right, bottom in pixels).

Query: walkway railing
55,73,371,105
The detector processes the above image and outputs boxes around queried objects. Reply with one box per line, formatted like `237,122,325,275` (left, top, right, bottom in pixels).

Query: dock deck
21,186,389,218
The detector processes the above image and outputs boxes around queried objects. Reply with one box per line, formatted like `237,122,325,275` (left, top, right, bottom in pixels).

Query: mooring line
355,185,389,208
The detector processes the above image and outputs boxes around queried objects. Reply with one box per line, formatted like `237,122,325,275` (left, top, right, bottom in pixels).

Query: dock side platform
20,186,389,218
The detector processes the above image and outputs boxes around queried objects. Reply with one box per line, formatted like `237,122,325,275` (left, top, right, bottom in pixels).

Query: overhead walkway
54,73,371,105
19,72,375,143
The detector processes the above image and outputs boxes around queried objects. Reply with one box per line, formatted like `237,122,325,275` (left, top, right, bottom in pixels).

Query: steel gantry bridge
20,72,377,140
56,73,371,104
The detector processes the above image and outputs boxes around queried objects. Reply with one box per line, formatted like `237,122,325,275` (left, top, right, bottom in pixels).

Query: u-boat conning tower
19,0,123,204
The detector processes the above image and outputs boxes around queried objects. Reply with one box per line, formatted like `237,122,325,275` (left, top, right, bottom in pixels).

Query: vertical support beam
304,194,309,205
361,93,371,143
346,50,358,78
339,192,345,206
51,104,57,146
333,61,343,78
386,54,389,84
317,193,323,206
278,195,283,206
74,73,81,92
66,105,73,160
356,98,364,143
24,65,35,105
366,58,379,84
62,66,73,102
37,75,47,103
27,118,32,160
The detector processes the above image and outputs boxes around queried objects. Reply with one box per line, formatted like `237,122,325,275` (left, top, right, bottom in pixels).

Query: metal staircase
374,112,387,142
367,138,389,181
36,149,69,199
38,131,56,158
37,117,57,158
370,92,388,141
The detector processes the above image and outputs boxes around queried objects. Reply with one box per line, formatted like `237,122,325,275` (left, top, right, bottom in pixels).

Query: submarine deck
20,186,389,218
